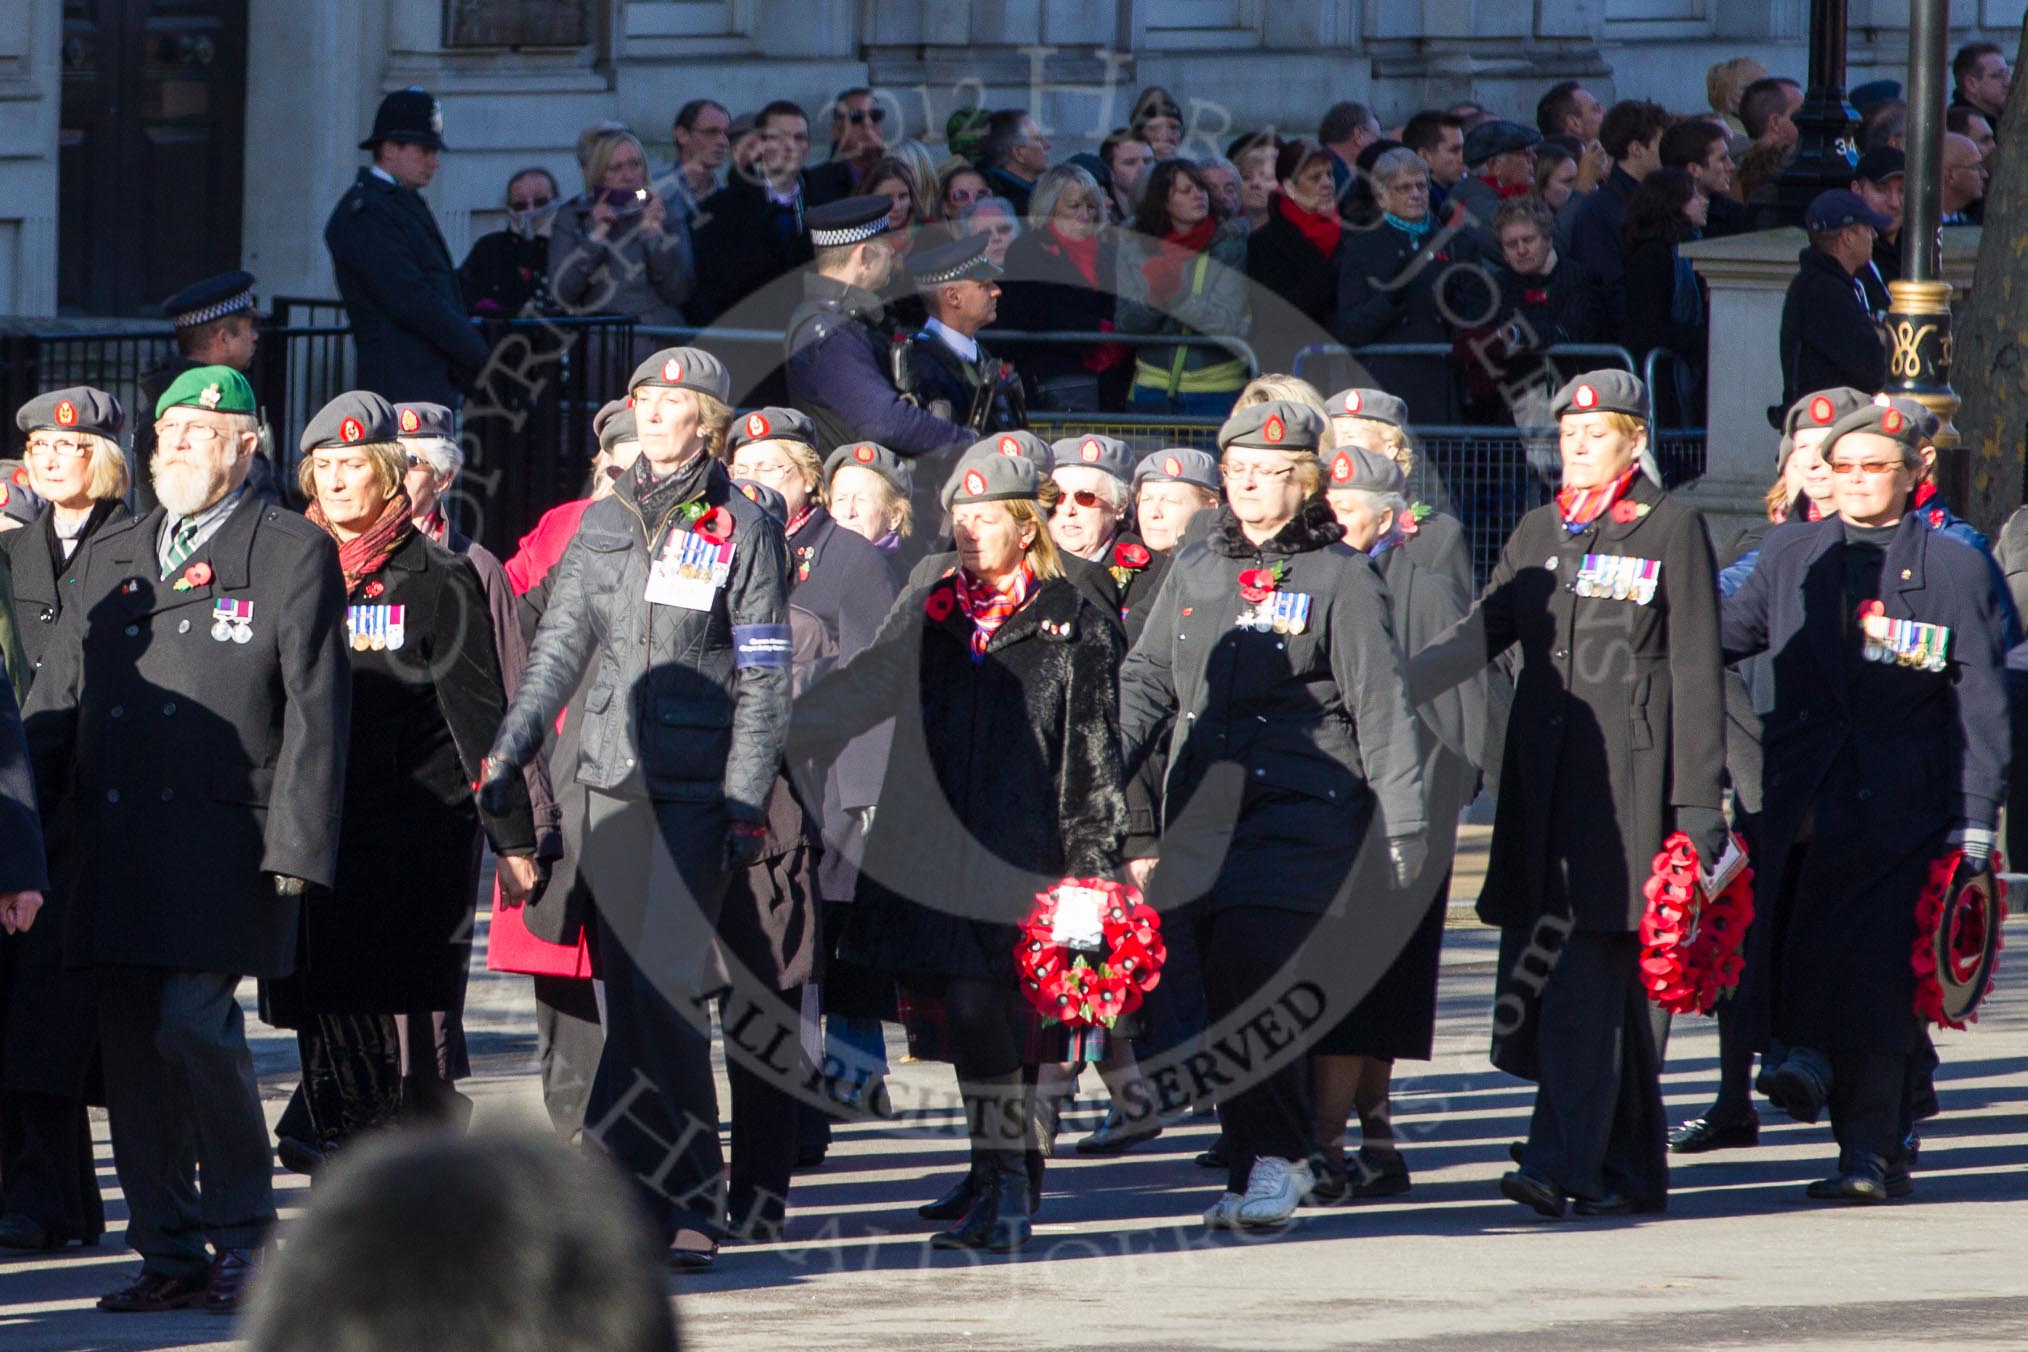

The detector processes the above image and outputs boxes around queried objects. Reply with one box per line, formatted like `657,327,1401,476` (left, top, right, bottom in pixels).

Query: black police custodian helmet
362,87,446,152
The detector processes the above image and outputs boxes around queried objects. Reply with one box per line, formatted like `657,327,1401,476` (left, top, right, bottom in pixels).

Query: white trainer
1236,1156,1313,1227
1202,1191,1245,1229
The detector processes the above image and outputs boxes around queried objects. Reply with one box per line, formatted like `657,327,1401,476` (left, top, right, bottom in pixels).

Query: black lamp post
1887,0,1963,488
1774,0,1859,225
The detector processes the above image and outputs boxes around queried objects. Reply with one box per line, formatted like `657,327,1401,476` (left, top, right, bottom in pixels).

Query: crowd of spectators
455,49,2007,432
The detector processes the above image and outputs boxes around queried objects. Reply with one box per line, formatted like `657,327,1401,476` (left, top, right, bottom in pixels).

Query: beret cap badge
1263,414,1285,444
964,469,987,496
998,435,1020,457
662,358,682,383
340,417,363,443
854,444,876,463
1574,384,1598,410
1081,438,1102,462
1164,455,1182,476
199,383,223,410
1811,396,1834,424
399,407,420,433
55,400,76,426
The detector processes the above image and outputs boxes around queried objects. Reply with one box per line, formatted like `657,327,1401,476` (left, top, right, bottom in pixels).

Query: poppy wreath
1014,879,1166,1030
1637,831,1756,1015
1911,848,2006,1030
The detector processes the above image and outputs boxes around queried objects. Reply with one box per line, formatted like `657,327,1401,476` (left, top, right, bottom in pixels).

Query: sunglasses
509,195,553,211
1060,489,1109,509
1827,460,1902,476
844,107,887,125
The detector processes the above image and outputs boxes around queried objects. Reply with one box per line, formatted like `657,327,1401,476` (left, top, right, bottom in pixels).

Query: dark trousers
1521,929,1668,1205
0,1089,104,1240
1830,1049,1913,1162
723,982,802,1239
579,792,731,1247
1199,907,1318,1194
98,967,274,1277
533,975,603,1140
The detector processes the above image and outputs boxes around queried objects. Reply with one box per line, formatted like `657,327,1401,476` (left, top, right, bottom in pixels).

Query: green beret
17,386,124,440
728,407,818,454
301,390,398,454
627,347,731,403
941,450,1040,511
1048,433,1135,484
1218,400,1324,453
1551,369,1646,420
155,365,256,419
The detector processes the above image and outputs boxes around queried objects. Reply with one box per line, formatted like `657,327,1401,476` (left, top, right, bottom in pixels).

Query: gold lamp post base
1884,277,1960,449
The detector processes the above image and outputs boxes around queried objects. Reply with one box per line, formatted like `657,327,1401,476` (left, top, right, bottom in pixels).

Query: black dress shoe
1805,1152,1891,1203
1769,1059,1828,1125
203,1247,260,1315
1669,1111,1760,1154
99,1269,208,1313
1352,1148,1411,1198
276,1135,325,1177
931,1163,1031,1252
1195,1133,1228,1170
1573,1193,1667,1216
667,1244,718,1272
0,1213,53,1251
1499,1168,1568,1219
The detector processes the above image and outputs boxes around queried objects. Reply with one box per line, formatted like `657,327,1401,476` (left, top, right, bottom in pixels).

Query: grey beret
1218,399,1325,453
393,401,455,440
1328,387,1408,430
1551,369,1646,420
1133,447,1221,493
592,398,631,441
1878,394,1940,443
941,451,1041,511
1782,387,1871,440
1049,432,1135,485
301,390,398,453
1823,400,1927,456
823,441,913,497
732,478,788,524
966,430,1055,472
1324,446,1406,495
727,406,818,454
16,386,124,441
627,346,731,403
598,408,638,454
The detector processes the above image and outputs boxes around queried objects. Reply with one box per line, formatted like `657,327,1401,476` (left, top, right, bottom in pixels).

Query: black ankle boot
919,1162,985,1221
982,1160,1033,1251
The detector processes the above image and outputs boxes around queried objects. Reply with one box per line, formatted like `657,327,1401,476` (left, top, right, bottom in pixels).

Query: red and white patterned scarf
1556,465,1639,534
953,563,1035,661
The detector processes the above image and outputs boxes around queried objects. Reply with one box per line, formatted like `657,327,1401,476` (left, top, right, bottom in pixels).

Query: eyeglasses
508,195,553,211
1061,489,1109,509
946,186,983,206
154,420,227,447
26,437,88,459
843,107,887,126
1827,459,1902,476
1221,463,1296,483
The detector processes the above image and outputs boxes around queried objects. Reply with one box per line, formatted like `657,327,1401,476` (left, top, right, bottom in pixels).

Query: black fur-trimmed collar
1207,497,1345,559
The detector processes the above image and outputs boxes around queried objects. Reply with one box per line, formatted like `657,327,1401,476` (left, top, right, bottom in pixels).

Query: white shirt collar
925,317,979,363
368,165,397,187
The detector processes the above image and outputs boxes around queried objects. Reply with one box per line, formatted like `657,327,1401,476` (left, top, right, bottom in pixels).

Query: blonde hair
580,126,649,192
1004,498,1065,582
1234,374,1336,451
70,430,131,502
828,462,913,538
693,392,734,462
296,440,408,502
1763,473,1790,521
1335,415,1417,476
730,436,826,504
1708,57,1768,117
888,140,944,224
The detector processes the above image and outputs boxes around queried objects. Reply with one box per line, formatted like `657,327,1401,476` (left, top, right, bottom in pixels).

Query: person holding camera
551,124,696,333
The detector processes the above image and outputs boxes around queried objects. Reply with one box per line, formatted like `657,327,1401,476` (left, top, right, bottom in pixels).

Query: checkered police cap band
809,218,890,248
914,257,997,285
172,288,255,329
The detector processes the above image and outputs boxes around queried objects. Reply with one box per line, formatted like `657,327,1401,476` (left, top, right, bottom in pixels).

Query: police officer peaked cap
806,197,892,248
910,231,999,285
627,347,731,403
732,478,789,524
161,270,260,329
1552,369,1646,420
1782,386,1871,440
1132,447,1220,494
1324,446,1406,495
941,449,1041,511
1049,433,1134,485
302,391,399,453
728,407,818,454
598,408,639,454
823,441,912,497
1822,400,1927,457
362,87,446,151
17,386,124,440
1462,119,1541,167
155,365,257,419
967,430,1054,472
1329,387,1409,430
1219,400,1325,453
393,401,455,440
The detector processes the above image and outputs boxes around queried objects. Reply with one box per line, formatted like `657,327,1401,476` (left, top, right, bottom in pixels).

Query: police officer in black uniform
906,233,1026,438
325,88,491,410
135,273,277,514
785,198,970,460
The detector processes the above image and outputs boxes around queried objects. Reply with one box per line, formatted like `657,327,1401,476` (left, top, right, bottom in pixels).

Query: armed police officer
905,233,1026,438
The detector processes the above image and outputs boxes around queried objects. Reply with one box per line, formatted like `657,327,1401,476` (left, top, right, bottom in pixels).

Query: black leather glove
1675,806,1730,869
475,756,519,817
722,819,768,872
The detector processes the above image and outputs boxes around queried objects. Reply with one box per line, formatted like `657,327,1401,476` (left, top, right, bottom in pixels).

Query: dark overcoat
1245,200,1343,370
1332,218,1486,424
792,575,1127,981
0,615,53,1094
1720,515,2009,1052
25,493,350,978
267,531,534,1018
1118,500,1427,916
905,332,1026,436
994,228,1121,401
325,169,492,407
0,504,123,1096
1104,532,1173,651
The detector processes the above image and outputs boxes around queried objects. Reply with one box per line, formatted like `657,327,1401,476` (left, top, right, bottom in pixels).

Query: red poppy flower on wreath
1113,541,1151,570
923,584,957,622
1637,830,1755,1015
1238,566,1278,605
172,561,214,593
693,506,734,545
1610,500,1642,524
1013,878,1166,1030
363,579,385,599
